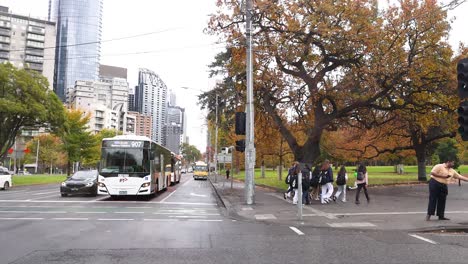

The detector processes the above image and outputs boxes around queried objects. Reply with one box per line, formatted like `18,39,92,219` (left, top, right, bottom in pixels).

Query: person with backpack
355,164,370,204
301,165,312,205
319,160,334,204
334,165,348,202
284,162,297,200
310,165,321,201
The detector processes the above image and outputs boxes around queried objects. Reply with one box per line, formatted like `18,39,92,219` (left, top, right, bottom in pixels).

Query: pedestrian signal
235,112,246,135
235,139,245,152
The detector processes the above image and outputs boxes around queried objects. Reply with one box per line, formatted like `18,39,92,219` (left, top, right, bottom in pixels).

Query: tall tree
24,134,66,173
0,63,65,160
58,110,97,175
180,143,202,164
206,0,462,166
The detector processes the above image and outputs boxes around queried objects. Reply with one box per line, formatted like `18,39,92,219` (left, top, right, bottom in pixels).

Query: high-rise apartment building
135,68,168,144
0,6,56,89
128,111,152,139
49,0,103,101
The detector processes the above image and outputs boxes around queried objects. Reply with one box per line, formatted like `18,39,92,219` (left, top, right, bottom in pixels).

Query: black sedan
60,170,98,197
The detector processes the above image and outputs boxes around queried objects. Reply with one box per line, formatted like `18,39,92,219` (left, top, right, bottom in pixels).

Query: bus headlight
98,182,106,187
141,182,150,188
86,182,94,187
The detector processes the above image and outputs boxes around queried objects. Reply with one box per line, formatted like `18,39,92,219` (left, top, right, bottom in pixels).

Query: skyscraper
135,68,168,144
49,0,103,101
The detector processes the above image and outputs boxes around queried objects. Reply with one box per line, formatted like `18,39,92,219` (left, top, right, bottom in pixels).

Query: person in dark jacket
284,162,298,200
301,165,312,205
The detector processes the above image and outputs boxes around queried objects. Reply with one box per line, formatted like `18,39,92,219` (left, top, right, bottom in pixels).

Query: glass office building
49,0,103,101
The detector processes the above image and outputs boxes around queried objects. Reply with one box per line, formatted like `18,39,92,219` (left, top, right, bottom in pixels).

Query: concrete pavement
209,174,468,232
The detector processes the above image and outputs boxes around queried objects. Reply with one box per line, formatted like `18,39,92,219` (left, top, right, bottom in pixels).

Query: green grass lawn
223,165,468,191
12,174,67,186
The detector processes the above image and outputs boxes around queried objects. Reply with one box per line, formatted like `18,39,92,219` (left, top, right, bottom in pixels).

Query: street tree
24,134,66,174
0,63,65,160
58,109,97,175
180,143,201,164
206,0,462,166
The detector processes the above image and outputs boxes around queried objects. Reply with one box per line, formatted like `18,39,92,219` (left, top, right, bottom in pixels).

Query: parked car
60,170,98,197
0,166,12,190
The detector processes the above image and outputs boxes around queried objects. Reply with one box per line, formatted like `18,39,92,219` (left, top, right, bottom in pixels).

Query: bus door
159,154,165,191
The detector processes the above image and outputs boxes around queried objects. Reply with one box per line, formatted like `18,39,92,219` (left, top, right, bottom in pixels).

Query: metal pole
214,94,218,183
231,147,234,189
35,139,40,174
13,140,17,174
298,171,303,220
245,0,255,205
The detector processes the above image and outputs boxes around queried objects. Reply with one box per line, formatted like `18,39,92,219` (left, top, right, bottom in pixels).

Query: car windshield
70,170,97,180
100,148,150,177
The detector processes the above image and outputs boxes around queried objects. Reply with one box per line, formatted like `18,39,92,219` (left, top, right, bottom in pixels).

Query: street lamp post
214,94,219,183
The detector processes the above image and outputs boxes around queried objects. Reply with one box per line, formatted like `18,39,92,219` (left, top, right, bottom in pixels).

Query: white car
0,166,12,190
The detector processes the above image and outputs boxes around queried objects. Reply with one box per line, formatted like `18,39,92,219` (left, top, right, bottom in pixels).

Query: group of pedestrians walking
284,160,370,205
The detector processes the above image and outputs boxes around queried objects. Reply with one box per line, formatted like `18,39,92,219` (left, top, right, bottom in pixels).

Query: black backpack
336,172,346,185
357,171,365,181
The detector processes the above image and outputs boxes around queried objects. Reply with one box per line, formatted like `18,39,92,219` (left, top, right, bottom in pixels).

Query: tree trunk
415,145,427,181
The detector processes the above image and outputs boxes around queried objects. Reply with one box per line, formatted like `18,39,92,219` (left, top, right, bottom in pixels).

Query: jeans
335,185,346,201
355,183,369,202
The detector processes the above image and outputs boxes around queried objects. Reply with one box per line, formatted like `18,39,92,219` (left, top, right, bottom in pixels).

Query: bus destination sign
104,140,145,148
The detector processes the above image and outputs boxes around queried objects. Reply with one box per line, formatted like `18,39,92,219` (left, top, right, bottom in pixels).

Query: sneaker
332,196,337,202
355,200,360,204
438,217,450,221
283,193,287,200
293,202,298,205
341,199,346,203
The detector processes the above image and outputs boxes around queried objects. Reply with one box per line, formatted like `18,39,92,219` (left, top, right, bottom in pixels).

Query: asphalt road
0,173,467,264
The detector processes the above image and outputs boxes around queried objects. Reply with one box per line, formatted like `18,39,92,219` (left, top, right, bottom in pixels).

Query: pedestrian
289,162,301,205
310,165,321,201
284,162,298,200
226,168,230,179
426,156,468,221
355,164,369,204
319,160,334,204
301,164,311,205
334,165,348,202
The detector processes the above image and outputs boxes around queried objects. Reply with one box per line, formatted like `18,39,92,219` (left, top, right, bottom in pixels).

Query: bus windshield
100,148,150,177
193,165,207,171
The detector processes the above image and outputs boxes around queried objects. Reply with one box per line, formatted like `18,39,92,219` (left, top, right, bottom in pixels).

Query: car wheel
3,181,9,190
61,193,68,197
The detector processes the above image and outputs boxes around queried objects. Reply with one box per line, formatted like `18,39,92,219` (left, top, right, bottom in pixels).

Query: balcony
25,63,43,71
0,43,8,51
25,48,44,56
24,55,43,64
0,28,10,37
26,40,44,49
0,51,8,59
27,26,45,35
0,21,11,29
0,35,10,44
26,33,45,42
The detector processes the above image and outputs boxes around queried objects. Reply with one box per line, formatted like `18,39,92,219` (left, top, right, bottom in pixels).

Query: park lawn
12,175,67,186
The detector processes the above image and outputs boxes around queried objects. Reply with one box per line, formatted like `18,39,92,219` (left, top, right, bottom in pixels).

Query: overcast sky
2,0,468,153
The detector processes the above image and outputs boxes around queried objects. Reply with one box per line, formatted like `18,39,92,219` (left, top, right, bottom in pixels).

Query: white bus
97,135,174,198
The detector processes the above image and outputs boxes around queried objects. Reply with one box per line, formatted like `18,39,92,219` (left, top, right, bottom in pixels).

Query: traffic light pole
214,94,218,183
245,0,255,205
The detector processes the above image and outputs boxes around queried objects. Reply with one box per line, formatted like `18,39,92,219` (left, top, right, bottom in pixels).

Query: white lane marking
0,200,217,205
409,234,438,245
289,226,305,235
190,193,207,197
52,218,89,221
73,212,105,214
327,222,376,228
241,207,253,211
125,207,151,209
188,219,223,222
337,211,426,216
160,190,177,203
98,218,134,221
153,212,220,215
268,193,337,219
170,215,207,218
143,218,177,222
114,212,144,214
255,214,277,220
31,191,58,195
0,210,67,214
0,217,43,220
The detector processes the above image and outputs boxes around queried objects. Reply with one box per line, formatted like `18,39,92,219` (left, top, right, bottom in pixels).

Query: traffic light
458,58,468,98
235,112,246,135
457,101,468,141
235,139,245,152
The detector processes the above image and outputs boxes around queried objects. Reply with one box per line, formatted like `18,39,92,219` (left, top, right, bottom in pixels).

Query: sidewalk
209,174,468,232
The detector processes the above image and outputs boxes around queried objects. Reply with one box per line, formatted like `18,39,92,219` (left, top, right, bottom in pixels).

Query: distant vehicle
61,170,98,197
17,170,31,175
181,168,187,174
0,166,12,190
187,167,193,173
193,161,208,180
